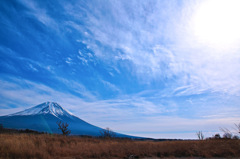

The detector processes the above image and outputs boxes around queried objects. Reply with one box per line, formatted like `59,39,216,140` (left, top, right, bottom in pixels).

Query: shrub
232,135,239,140
213,134,221,139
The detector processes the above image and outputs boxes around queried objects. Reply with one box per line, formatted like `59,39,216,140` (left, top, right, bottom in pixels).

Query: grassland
0,133,240,159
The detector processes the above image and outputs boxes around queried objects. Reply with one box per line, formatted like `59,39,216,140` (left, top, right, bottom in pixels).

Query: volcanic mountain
0,102,128,137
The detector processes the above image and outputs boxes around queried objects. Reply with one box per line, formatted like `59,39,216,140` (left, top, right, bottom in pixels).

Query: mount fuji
0,102,129,137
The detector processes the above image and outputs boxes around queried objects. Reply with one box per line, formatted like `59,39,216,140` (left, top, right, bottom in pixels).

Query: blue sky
1,0,240,139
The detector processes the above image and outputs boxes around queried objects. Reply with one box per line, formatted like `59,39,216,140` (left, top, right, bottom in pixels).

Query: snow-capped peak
9,102,74,117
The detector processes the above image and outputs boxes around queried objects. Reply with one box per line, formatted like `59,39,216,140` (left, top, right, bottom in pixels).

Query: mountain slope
0,102,129,137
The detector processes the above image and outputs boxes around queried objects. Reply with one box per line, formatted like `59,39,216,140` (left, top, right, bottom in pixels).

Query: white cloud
0,77,240,138
76,50,95,65
18,0,58,29
56,77,97,101
95,115,240,139
28,64,38,72
65,57,72,64
100,79,121,93
0,45,56,74
61,0,240,96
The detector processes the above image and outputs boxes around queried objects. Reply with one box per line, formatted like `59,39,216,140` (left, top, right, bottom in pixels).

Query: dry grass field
0,133,240,159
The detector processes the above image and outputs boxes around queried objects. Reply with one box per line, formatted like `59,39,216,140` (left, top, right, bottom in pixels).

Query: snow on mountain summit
10,102,74,117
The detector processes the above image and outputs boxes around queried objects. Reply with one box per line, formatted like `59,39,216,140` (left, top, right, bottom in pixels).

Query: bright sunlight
191,0,240,49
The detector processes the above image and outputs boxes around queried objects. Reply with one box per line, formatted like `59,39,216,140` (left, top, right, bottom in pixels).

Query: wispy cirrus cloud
59,0,240,97
17,0,58,29
4,0,240,97
0,76,240,138
0,45,56,75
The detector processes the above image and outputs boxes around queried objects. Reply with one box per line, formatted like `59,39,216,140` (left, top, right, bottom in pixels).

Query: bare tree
234,123,240,134
219,123,240,139
100,127,116,138
56,121,71,136
220,127,232,139
196,131,204,140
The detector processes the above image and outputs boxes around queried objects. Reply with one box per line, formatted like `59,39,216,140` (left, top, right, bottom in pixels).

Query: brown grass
0,134,240,159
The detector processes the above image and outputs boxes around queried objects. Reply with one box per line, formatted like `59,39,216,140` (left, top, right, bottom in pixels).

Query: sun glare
192,0,240,49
